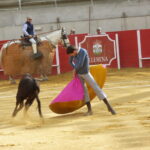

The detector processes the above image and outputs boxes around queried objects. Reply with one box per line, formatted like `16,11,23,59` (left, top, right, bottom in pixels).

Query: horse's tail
0,47,4,67
0,41,10,67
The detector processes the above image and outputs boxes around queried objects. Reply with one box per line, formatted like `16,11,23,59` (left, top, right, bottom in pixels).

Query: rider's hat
27,17,32,20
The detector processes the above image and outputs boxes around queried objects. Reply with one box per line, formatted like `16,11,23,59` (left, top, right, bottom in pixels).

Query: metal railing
0,0,92,9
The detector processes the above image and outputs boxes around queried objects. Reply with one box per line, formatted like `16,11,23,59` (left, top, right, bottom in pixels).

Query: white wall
0,0,150,40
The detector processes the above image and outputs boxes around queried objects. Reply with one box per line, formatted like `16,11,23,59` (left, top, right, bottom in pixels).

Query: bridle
61,28,69,47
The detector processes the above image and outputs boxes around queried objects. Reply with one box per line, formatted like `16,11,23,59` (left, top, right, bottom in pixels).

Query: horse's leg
35,95,43,118
43,74,48,81
40,74,48,81
34,73,45,82
12,102,24,117
9,76,16,84
40,74,45,81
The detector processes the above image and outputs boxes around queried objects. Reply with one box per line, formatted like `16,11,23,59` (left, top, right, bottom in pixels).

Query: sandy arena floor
0,68,150,150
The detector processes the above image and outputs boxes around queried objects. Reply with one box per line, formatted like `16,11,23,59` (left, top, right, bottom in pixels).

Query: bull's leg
24,96,35,117
12,103,19,117
12,102,24,117
35,95,43,118
9,76,16,84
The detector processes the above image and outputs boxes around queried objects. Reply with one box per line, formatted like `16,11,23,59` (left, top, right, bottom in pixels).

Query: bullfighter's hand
73,69,77,78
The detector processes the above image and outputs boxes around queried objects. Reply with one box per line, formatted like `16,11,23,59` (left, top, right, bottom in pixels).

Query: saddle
20,36,43,60
20,36,41,47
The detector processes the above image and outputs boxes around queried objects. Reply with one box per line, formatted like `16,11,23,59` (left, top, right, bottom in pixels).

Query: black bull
12,74,43,118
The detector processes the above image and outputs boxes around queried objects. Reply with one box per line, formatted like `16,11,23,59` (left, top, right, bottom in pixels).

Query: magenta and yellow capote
49,64,107,114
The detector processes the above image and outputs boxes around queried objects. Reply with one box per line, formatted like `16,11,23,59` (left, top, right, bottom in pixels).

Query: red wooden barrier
140,29,150,67
108,30,139,68
0,29,150,79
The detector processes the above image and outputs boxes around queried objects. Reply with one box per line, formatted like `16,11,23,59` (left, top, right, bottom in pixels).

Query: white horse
0,28,70,83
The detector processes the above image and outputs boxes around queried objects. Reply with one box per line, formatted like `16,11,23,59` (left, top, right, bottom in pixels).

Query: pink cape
51,76,84,104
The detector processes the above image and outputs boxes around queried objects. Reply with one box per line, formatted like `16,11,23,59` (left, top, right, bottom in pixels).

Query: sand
0,68,150,150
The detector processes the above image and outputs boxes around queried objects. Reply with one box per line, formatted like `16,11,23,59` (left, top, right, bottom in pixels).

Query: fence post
55,45,60,74
115,34,121,69
137,30,143,68
75,36,78,48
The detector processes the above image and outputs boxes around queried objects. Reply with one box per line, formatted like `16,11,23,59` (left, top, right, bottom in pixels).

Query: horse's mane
40,29,61,44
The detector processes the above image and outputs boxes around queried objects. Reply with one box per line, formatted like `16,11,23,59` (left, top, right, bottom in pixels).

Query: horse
12,73,42,118
0,28,69,83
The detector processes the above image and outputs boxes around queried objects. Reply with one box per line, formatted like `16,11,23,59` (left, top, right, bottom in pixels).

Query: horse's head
43,28,70,47
61,27,70,47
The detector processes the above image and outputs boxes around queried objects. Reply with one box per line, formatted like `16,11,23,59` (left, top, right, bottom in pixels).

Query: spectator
96,27,106,35
70,29,76,35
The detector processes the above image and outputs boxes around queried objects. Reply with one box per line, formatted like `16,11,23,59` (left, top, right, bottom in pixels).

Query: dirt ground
0,68,150,150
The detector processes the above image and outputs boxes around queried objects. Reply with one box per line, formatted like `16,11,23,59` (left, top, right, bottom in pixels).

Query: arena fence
0,29,150,79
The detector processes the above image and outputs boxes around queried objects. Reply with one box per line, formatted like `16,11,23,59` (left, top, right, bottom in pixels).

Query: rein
36,29,60,36
0,29,61,46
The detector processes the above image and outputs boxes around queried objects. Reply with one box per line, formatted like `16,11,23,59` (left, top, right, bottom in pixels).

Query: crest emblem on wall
93,43,102,56
79,34,117,66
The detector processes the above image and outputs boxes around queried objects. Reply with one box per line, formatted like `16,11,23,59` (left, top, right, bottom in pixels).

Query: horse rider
23,17,41,59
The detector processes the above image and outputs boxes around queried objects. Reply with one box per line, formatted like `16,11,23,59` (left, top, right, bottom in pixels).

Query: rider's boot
32,44,42,59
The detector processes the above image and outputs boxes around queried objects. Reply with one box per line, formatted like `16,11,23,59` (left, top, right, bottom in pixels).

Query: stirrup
32,52,43,59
